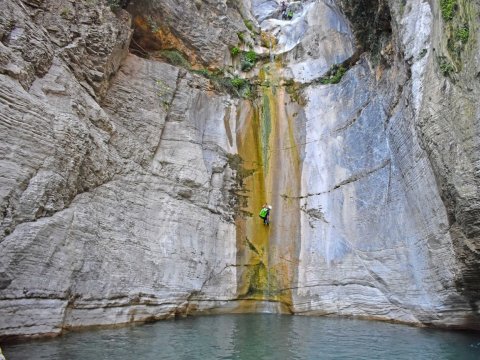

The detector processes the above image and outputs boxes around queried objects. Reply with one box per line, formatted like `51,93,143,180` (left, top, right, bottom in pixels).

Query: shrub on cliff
231,47,240,57
320,65,347,84
158,50,191,69
440,0,457,20
241,51,257,72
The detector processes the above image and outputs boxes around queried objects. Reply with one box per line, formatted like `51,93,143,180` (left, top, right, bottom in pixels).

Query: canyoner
259,204,272,225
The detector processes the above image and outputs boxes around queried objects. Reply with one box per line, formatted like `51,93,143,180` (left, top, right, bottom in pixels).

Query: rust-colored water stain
234,63,302,311
131,16,200,67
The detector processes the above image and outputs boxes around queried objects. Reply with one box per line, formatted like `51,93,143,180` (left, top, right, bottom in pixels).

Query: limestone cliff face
0,0,479,339
0,0,240,338
315,0,480,327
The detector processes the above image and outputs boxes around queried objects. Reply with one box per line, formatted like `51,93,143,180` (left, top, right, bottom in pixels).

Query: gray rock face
296,60,462,324
0,0,240,338
288,0,479,327
1,0,479,339
1,52,239,337
1,0,131,256
272,0,355,82
403,0,480,315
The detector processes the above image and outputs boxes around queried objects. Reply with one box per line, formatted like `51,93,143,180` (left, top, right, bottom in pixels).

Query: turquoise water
3,314,480,359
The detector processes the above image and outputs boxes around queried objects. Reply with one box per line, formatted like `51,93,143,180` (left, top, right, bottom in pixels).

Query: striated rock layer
0,0,479,339
0,0,242,339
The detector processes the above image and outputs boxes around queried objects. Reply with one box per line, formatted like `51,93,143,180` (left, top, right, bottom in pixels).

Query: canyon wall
0,0,479,339
0,0,243,338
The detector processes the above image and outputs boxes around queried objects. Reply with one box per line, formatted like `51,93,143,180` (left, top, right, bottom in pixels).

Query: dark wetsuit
263,210,270,225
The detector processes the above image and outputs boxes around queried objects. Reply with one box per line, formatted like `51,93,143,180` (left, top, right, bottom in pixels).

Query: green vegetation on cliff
230,46,240,57
244,19,255,32
320,65,347,84
158,50,191,68
241,50,258,72
441,0,457,20
192,68,255,99
437,56,455,76
440,0,475,76
455,25,469,43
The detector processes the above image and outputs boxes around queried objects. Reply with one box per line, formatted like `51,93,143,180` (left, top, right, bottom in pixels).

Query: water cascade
235,59,303,312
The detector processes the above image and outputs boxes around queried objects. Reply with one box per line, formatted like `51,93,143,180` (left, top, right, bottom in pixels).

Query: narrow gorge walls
1,0,480,340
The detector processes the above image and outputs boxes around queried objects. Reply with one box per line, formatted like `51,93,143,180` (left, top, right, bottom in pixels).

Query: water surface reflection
3,314,480,359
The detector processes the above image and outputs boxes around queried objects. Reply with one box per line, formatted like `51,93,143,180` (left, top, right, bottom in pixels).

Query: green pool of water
3,314,480,359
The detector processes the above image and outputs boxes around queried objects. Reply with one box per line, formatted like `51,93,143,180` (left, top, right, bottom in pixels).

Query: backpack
259,208,268,218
